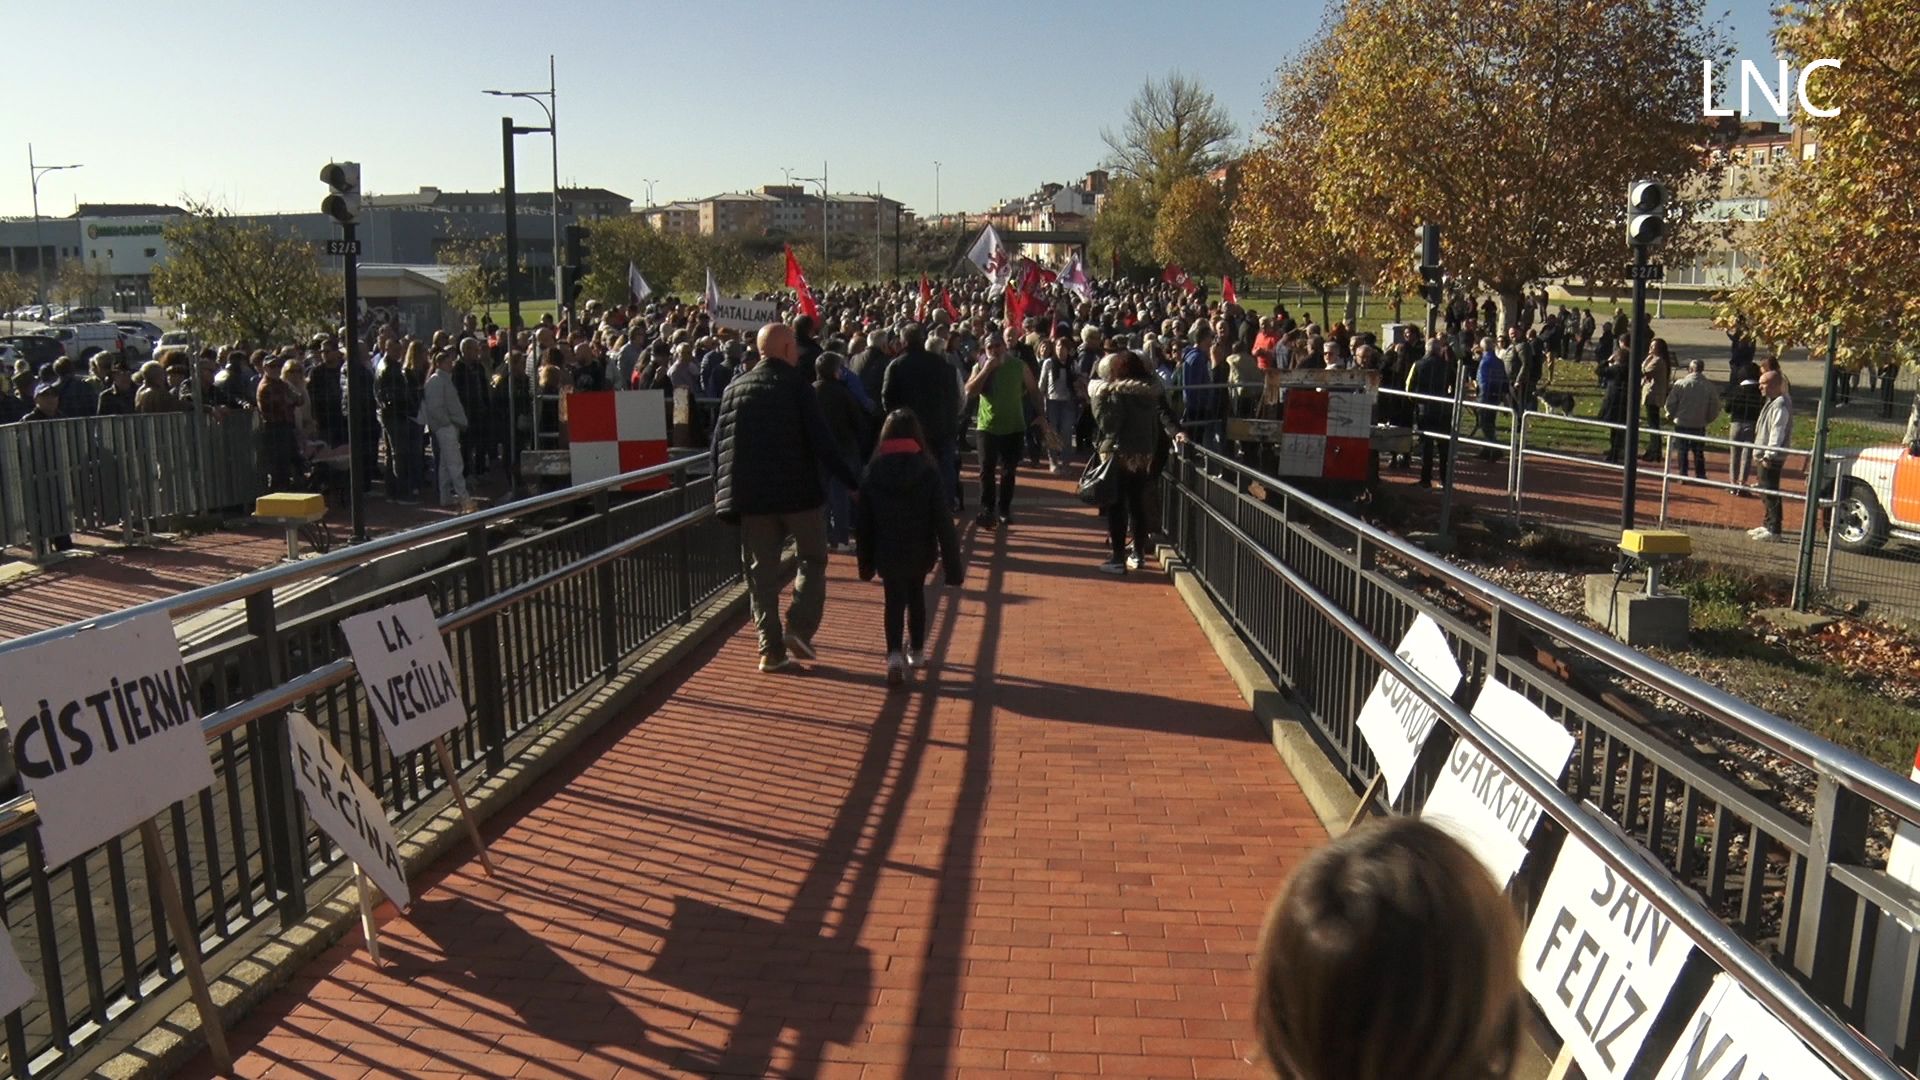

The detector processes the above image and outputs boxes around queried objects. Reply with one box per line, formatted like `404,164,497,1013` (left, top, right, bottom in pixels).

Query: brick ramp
181,475,1324,1079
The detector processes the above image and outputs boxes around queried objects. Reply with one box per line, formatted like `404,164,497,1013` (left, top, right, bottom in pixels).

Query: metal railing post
1659,431,1674,528
464,524,508,772
593,487,620,679
1795,774,1871,1000
673,468,693,625
244,590,308,923
1438,373,1467,541
1506,407,1525,522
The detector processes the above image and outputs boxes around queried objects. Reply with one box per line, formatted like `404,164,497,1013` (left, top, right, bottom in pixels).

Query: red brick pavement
179,473,1324,1079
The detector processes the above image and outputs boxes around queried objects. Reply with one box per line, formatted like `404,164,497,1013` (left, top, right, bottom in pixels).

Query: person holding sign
1255,818,1524,1080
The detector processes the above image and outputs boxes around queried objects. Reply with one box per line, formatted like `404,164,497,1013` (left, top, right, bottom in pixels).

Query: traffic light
562,224,588,305
1626,181,1668,248
1416,224,1443,306
320,161,361,225
1418,224,1441,269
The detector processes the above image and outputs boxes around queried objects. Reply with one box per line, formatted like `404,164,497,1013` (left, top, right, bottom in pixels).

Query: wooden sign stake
1545,1043,1576,1080
1346,774,1386,831
138,818,230,1073
431,736,495,876
353,867,382,965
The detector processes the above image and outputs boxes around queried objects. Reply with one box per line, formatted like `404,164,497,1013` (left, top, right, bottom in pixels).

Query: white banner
1421,679,1575,885
286,712,410,910
1523,833,1695,1080
338,598,467,758
710,295,777,334
1865,746,1920,1045
0,612,216,868
1652,972,1840,1080
1354,614,1462,801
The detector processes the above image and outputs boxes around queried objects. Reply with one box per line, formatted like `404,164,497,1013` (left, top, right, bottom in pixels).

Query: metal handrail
1182,441,1920,829
1173,466,1903,1080
0,454,706,662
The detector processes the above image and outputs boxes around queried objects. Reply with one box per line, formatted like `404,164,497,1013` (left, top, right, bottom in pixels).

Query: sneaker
1097,559,1127,576
974,510,997,528
759,653,791,674
783,631,817,661
996,511,1011,528
1746,526,1778,541
886,652,905,687
1126,553,1143,571
905,648,925,670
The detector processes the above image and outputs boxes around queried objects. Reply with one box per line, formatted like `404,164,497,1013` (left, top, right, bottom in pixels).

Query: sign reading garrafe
1420,678,1575,885
0,612,218,868
1354,614,1462,802
338,598,465,758
1523,830,1696,1080
286,712,410,909
1652,972,1840,1080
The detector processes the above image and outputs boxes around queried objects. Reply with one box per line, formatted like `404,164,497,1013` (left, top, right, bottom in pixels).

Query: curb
73,580,754,1080
1155,545,1359,836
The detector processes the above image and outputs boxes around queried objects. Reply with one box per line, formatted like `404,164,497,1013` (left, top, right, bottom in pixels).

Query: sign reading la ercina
0,611,217,868
286,711,410,909
339,597,466,758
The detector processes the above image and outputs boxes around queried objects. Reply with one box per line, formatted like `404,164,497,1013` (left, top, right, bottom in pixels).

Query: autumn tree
1299,0,1726,328
437,231,506,320
54,259,107,308
1154,176,1233,278
1089,178,1158,277
576,214,686,308
1102,73,1236,201
0,271,33,329
151,203,334,345
1722,0,1920,369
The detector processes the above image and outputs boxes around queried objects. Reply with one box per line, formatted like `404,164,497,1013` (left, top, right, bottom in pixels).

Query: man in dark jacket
711,322,860,673
848,326,895,414
794,314,824,384
880,322,963,510
1409,339,1455,487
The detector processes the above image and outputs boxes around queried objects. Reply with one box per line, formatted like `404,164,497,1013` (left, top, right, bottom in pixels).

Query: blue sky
3,0,1783,220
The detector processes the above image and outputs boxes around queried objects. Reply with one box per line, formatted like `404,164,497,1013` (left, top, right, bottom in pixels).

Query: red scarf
877,437,922,456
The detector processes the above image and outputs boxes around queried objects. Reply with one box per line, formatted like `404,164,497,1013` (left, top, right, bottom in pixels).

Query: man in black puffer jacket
711,322,861,673
880,322,963,510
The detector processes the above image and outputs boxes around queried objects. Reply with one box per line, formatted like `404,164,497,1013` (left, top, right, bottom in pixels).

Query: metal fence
0,454,736,1076
0,412,262,560
1162,442,1920,1079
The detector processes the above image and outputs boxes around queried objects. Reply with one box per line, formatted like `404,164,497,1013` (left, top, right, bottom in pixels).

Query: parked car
49,306,105,325
1830,441,1920,553
156,330,198,354
114,319,164,346
0,334,69,371
33,323,150,363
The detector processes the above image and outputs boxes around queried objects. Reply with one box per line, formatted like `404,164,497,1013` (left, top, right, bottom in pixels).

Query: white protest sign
1864,745,1920,1046
338,597,466,758
1354,614,1462,801
0,612,217,868
1652,972,1841,1080
1421,678,1575,885
286,712,410,910
0,931,33,1016
1523,832,1696,1080
710,295,777,334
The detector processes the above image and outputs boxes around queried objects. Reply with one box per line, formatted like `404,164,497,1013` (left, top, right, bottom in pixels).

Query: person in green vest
964,325,1048,528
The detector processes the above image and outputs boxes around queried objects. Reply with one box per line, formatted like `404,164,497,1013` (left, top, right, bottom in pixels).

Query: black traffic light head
1418,224,1441,269
1626,181,1668,248
320,161,361,225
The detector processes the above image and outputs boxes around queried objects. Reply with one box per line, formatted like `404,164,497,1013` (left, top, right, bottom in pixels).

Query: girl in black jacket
856,409,964,687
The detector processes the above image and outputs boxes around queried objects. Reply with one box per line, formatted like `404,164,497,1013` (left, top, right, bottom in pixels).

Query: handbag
1077,454,1117,507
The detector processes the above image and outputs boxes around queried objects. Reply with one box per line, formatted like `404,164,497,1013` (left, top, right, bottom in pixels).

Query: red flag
1162,263,1197,296
1222,276,1238,305
918,273,931,321
783,244,819,320
941,287,960,323
1006,260,1042,328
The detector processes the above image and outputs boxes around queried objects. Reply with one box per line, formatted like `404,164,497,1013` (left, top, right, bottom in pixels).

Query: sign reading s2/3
338,598,466,758
1420,678,1575,886
709,296,777,334
286,712,409,910
1652,972,1839,1080
1523,833,1695,1080
1354,614,1462,802
0,612,218,867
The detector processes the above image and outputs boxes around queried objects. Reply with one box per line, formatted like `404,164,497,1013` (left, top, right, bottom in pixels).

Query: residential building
1668,121,1815,288
363,185,632,219
643,185,910,239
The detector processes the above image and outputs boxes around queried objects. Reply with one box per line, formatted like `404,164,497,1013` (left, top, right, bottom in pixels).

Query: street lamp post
485,55,561,319
933,161,941,220
792,162,829,271
27,145,82,308
638,178,657,207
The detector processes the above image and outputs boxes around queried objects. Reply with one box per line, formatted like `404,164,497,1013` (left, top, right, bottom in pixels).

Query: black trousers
882,575,926,653
1760,459,1785,533
260,421,300,492
1418,429,1450,484
1105,467,1152,560
976,430,1024,516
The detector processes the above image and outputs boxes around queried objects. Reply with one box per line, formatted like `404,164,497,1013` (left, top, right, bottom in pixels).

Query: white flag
966,224,1012,291
1059,252,1092,302
628,262,652,305
704,267,720,312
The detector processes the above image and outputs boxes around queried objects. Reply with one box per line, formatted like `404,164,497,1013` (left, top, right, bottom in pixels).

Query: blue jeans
1046,400,1078,468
